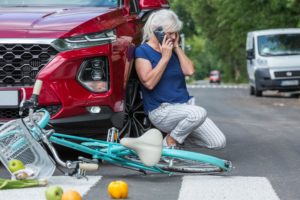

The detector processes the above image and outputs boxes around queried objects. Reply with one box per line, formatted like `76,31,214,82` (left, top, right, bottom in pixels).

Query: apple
45,186,64,200
8,159,25,173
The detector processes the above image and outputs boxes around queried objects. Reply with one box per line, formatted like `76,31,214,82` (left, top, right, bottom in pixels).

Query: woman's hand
174,32,180,48
160,35,173,62
172,33,195,76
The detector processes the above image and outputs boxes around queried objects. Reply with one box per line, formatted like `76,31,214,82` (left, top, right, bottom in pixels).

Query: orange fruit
107,180,128,199
61,190,82,200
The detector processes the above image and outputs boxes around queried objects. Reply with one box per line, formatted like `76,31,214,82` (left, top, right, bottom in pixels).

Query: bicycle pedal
74,167,89,180
74,172,88,180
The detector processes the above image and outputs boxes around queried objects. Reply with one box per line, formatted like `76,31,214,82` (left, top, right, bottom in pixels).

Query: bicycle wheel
122,148,232,174
156,148,232,174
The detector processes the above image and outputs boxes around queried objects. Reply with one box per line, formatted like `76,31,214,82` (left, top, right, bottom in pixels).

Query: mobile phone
153,26,165,45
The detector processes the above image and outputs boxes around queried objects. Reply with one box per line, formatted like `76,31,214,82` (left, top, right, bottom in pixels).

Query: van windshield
258,33,300,56
0,0,118,7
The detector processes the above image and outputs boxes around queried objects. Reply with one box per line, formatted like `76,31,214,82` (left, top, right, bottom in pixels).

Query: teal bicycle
0,80,232,180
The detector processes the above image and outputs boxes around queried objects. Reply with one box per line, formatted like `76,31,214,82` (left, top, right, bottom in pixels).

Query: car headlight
52,30,116,51
77,57,109,93
256,58,268,67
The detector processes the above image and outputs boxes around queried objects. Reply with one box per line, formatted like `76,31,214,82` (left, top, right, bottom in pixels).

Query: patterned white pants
148,98,226,149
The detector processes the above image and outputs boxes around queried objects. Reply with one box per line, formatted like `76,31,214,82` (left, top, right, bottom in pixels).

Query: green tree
170,0,300,82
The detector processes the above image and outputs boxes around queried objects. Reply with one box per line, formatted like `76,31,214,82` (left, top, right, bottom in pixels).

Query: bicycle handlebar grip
33,79,43,95
79,163,99,171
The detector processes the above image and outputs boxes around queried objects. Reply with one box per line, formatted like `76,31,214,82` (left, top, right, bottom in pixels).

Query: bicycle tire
123,148,232,174
157,148,232,174
156,157,224,174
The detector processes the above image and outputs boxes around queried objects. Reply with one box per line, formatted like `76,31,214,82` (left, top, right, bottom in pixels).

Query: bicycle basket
0,119,55,179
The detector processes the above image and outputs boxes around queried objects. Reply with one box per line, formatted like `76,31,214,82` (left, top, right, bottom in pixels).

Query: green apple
45,185,63,200
8,159,25,173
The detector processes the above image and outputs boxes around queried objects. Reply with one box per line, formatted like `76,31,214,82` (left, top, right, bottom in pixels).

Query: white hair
142,9,183,43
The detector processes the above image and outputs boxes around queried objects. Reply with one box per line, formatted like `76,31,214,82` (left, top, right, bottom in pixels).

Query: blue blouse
135,43,190,114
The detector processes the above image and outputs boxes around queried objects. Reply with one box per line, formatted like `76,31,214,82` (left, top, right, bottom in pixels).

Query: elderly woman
134,9,226,149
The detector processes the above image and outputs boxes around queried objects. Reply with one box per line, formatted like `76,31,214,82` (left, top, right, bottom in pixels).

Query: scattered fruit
7,159,25,173
45,185,64,200
61,190,82,200
108,180,128,199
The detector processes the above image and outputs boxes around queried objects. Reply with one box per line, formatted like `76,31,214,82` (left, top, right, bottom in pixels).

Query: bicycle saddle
120,129,163,167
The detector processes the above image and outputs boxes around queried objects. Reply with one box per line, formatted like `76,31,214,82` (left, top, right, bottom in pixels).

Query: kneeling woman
134,9,226,149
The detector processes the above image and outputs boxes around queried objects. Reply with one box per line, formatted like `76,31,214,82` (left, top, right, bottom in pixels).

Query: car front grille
0,105,61,120
0,44,58,87
274,70,300,78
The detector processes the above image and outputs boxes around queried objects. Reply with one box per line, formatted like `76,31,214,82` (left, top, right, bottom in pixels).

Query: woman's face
165,32,177,42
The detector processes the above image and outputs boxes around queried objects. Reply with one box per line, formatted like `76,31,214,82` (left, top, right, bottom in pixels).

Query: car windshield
258,33,300,56
0,0,119,7
210,71,220,76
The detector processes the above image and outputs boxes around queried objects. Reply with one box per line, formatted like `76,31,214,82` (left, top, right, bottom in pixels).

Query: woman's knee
188,106,207,126
209,135,226,150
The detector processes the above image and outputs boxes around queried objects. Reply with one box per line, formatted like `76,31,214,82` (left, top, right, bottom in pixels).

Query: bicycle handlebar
18,80,101,178
32,79,43,96
19,79,43,116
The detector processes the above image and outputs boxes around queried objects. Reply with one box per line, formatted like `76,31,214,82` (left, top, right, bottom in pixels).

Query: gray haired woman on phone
134,9,226,149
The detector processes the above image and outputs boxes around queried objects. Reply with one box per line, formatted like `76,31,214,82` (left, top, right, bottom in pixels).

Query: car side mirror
138,0,170,10
138,0,170,21
246,50,255,60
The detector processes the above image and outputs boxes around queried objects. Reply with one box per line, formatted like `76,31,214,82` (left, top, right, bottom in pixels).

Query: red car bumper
0,43,129,134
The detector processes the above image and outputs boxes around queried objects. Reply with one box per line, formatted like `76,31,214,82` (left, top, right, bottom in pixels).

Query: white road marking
187,84,248,89
178,176,280,200
2,176,101,200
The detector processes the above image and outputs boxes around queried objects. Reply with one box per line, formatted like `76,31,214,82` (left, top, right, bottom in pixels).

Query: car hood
265,55,300,68
0,7,113,31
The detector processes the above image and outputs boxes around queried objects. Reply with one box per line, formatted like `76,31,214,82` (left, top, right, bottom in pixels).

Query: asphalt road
1,83,300,200
187,84,300,200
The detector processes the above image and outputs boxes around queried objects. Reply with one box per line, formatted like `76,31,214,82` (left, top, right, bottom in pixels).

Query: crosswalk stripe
178,176,280,200
187,84,248,89
2,176,101,200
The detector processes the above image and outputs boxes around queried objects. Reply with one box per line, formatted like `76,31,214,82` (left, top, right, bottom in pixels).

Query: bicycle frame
26,109,231,174
49,132,230,172
49,133,168,174
30,109,168,173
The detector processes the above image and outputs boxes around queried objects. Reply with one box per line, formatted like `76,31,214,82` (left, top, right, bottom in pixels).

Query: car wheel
250,86,255,95
254,87,263,97
120,80,152,138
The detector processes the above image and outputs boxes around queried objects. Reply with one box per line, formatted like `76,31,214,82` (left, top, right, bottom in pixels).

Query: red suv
0,0,169,138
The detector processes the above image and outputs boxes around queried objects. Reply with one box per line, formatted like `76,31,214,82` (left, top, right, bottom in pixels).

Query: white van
246,28,300,96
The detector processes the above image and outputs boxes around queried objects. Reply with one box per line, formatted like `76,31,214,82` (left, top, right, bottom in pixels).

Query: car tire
119,79,152,138
254,87,263,97
250,86,255,95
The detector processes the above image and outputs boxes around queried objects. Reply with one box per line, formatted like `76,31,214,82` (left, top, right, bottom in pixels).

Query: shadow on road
262,91,300,99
